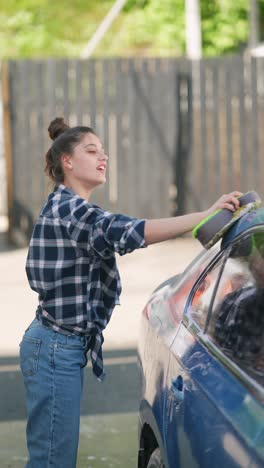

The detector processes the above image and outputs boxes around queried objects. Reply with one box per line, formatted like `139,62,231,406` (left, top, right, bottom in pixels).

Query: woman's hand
144,190,243,246
204,191,243,217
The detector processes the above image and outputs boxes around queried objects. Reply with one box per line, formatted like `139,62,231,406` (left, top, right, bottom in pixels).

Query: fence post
174,72,193,215
1,62,13,243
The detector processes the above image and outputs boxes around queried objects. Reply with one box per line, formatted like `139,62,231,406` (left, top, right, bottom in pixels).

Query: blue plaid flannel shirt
26,184,146,381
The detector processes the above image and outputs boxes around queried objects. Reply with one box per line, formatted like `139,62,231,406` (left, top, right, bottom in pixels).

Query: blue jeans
19,318,90,468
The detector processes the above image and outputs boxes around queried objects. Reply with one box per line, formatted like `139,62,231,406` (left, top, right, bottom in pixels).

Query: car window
147,243,221,341
168,242,221,327
208,230,264,387
189,255,226,329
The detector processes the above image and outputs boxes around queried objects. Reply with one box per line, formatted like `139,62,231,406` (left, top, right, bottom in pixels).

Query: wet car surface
138,209,264,468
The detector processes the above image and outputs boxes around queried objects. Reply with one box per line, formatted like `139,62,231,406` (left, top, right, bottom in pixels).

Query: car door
252,426,264,467
139,244,221,466
164,229,264,468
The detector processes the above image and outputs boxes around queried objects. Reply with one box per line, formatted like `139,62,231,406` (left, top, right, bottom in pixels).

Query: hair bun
48,117,70,141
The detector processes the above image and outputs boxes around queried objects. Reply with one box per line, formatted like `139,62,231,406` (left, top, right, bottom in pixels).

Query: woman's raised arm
144,191,242,246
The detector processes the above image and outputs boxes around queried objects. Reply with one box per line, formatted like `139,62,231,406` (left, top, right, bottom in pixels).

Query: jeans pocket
55,344,87,369
19,336,41,377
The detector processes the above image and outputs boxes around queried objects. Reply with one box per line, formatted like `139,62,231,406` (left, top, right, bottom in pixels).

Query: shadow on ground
0,349,141,422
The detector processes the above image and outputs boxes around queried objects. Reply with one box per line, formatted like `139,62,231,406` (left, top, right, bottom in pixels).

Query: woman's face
63,132,108,189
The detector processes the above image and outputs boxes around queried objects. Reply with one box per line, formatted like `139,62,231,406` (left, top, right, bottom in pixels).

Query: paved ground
0,349,142,467
0,226,202,467
0,412,138,468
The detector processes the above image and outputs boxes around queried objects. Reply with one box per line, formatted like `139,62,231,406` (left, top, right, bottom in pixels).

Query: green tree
201,0,249,55
0,0,263,58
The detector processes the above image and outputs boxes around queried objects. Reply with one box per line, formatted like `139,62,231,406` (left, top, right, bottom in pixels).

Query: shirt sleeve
91,211,146,257
67,198,146,258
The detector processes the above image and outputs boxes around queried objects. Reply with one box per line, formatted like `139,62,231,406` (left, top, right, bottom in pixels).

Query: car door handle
171,375,184,402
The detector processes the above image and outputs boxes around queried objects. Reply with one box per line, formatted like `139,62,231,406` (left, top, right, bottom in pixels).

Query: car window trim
183,248,227,322
204,247,231,333
171,245,220,291
196,330,264,403
185,224,264,333
203,224,264,334
182,249,227,344
182,315,264,402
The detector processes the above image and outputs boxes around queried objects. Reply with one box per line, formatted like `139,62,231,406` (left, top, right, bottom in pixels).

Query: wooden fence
2,55,264,244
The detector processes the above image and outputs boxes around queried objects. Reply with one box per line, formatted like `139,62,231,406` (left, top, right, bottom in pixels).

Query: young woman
20,117,241,467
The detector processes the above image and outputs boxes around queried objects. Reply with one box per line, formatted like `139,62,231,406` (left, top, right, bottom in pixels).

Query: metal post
81,0,128,58
1,62,13,243
185,0,202,59
174,73,193,215
249,0,260,47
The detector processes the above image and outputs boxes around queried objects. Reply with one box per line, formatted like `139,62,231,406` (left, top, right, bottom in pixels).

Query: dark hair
45,117,95,185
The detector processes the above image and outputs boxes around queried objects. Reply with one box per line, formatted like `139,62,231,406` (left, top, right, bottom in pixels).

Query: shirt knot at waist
36,310,105,381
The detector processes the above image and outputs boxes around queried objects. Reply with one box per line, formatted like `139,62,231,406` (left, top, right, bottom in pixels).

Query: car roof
221,207,264,249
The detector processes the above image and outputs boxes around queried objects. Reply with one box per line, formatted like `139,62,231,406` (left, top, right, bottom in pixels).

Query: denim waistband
26,318,90,348
27,317,105,380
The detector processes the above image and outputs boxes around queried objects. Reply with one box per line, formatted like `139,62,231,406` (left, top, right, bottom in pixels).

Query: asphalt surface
0,350,140,468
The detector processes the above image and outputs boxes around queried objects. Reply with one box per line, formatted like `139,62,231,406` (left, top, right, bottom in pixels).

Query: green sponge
192,191,262,249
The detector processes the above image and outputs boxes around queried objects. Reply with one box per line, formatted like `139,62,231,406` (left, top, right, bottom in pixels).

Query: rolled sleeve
66,198,146,258
92,213,146,257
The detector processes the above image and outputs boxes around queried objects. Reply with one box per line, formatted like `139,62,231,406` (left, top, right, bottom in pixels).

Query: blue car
138,209,264,468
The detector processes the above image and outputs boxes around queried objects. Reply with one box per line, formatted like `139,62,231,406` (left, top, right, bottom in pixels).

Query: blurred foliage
0,0,115,57
0,0,264,58
201,0,249,55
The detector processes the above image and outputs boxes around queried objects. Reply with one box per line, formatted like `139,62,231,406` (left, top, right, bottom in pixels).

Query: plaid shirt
26,184,146,381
